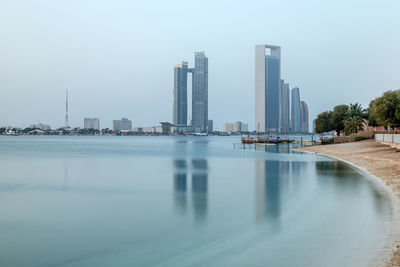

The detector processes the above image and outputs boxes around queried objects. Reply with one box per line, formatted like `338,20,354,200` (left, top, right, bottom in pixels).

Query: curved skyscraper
291,87,301,133
280,80,290,134
300,101,309,133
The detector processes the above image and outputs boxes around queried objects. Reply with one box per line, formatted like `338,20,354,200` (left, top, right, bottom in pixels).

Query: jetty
241,136,295,144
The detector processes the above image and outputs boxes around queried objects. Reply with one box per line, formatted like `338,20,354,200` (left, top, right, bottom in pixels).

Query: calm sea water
0,136,393,267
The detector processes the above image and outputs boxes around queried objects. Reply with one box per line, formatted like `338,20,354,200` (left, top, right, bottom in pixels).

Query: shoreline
295,140,400,267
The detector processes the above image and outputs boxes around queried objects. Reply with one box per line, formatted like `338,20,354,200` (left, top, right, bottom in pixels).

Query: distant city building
280,80,290,133
208,120,213,132
133,126,163,134
30,123,51,130
255,45,281,133
158,122,202,134
191,52,208,131
172,125,202,134
300,101,309,133
242,123,248,132
173,52,209,132
112,118,132,131
291,87,301,133
173,62,188,126
222,121,248,133
234,121,248,132
222,123,234,133
84,118,100,130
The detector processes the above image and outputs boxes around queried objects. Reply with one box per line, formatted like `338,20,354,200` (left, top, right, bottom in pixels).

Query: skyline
1,1,400,130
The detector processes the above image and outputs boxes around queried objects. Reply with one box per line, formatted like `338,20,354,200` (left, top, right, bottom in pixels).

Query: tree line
315,90,400,135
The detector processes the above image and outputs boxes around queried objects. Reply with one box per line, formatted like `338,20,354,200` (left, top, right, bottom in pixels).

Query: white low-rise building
84,118,100,130
133,126,163,134
222,123,234,133
223,121,248,133
30,123,51,130
113,118,132,131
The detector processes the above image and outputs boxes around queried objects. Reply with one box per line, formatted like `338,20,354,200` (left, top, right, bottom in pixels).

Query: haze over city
1,0,399,129
3,1,400,266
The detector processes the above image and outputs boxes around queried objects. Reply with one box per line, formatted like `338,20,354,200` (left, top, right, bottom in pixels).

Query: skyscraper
280,80,290,133
291,87,301,133
173,52,208,131
191,52,208,131
255,45,281,133
173,62,188,126
300,101,309,133
208,120,213,132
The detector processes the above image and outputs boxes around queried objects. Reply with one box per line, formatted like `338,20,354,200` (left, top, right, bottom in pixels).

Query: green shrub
353,136,370,142
321,138,334,145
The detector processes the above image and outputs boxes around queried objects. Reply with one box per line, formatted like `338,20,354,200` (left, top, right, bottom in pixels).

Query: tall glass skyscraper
291,87,301,133
300,101,309,133
255,45,281,133
173,62,188,126
191,52,208,131
280,80,290,134
173,52,208,131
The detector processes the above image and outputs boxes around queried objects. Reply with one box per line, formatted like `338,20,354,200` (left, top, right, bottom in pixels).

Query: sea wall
375,134,400,144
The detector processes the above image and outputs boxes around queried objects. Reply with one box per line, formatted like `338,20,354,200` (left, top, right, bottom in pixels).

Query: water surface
0,136,393,267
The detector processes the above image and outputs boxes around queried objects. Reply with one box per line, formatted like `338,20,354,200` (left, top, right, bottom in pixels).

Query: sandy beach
296,140,400,266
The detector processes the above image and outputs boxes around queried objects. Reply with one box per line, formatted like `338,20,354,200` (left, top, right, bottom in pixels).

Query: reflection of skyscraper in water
173,160,187,213
255,160,281,225
255,143,291,154
290,161,302,188
173,158,208,219
191,159,208,221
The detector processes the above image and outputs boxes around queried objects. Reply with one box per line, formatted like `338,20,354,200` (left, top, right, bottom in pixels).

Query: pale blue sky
1,0,399,130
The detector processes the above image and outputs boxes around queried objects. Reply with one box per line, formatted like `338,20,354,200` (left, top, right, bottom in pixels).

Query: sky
1,0,400,130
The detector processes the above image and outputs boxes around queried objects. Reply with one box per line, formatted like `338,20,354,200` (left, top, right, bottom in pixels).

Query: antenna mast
65,89,69,127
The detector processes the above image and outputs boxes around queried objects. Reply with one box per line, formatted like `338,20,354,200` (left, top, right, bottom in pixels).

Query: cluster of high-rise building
173,52,209,132
47,46,308,135
255,45,309,134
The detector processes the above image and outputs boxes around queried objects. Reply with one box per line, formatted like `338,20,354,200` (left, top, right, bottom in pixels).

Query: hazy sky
1,0,399,130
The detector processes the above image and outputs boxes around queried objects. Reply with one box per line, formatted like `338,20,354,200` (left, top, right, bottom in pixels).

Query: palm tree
347,103,366,118
344,115,364,135
347,103,363,117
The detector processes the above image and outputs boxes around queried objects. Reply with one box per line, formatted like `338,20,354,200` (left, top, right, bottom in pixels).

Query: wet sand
296,140,400,266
